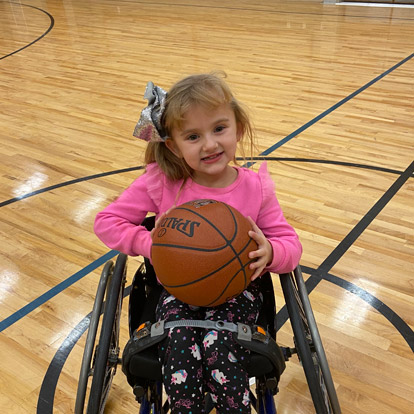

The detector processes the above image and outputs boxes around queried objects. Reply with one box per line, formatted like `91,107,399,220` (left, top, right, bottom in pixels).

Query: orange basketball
151,199,257,307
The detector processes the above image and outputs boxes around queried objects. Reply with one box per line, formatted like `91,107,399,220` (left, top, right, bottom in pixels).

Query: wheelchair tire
293,267,341,414
86,253,127,414
75,260,113,414
280,269,341,414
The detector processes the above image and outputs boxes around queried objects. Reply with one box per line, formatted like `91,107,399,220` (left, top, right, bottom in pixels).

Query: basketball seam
155,202,256,306
160,237,255,290
203,245,256,306
174,204,249,285
173,205,238,243
151,243,232,252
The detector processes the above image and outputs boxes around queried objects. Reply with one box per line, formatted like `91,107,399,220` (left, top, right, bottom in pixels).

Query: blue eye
187,134,199,141
215,125,225,133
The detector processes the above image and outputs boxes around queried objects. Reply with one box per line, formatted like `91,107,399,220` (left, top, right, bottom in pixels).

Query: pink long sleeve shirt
94,162,302,275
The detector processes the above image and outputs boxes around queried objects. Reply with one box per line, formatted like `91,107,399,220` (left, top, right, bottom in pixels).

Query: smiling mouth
201,152,223,161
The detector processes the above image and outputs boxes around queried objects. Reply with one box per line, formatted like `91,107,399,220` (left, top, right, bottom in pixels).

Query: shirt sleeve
256,162,302,274
94,165,161,258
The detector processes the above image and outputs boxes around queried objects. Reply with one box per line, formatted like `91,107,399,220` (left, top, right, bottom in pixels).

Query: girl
94,73,302,413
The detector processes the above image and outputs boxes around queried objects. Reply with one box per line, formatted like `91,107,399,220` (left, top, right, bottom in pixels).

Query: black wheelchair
75,217,341,414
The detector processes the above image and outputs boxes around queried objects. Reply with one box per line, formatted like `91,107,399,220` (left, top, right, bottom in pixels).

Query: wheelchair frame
75,252,341,414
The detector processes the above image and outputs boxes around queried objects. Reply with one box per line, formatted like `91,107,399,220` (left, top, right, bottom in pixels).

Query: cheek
225,134,239,151
181,147,198,162
174,143,198,163
166,139,183,158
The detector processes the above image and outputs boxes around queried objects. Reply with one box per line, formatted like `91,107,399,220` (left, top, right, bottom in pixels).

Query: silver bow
133,81,168,142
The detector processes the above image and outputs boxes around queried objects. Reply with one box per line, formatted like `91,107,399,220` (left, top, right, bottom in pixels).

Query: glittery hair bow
133,81,168,142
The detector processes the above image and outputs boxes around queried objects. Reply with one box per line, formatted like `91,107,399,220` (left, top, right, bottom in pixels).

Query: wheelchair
75,217,341,414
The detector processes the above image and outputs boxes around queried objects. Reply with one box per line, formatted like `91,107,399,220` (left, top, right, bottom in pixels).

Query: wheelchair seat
122,254,286,395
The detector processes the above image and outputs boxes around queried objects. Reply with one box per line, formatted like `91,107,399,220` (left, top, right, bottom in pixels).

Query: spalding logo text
158,217,201,238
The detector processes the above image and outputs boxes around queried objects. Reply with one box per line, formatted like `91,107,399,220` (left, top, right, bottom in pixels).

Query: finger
151,212,167,236
248,216,266,235
249,228,266,249
251,272,259,281
246,216,259,232
156,211,167,225
251,244,264,261
250,254,266,269
250,265,263,281
248,231,260,245
249,248,261,260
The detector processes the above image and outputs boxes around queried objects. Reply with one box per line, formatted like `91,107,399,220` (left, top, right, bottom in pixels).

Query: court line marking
276,159,414,347
1,158,411,208
0,2,54,60
247,157,413,176
1,53,412,206
306,267,414,352
0,250,118,332
258,53,414,156
0,166,145,208
0,2,411,408
36,264,414,414
1,158,412,332
0,160,409,207
1,55,413,331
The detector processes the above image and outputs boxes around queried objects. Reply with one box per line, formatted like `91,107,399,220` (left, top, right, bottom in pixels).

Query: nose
202,134,218,152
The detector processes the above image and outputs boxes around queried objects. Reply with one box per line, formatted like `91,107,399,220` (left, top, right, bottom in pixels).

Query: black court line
1,159,411,208
0,2,54,60
0,166,144,208
37,264,414,413
37,285,131,414
2,53,413,207
0,8,410,402
314,160,414,276
241,157,414,177
276,160,414,342
300,265,414,352
2,158,410,331
35,165,414,411
36,162,414,411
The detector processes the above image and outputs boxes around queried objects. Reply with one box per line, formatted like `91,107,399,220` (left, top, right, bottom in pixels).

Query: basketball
151,199,257,307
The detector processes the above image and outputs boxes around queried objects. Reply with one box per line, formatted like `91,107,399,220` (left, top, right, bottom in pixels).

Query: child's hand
247,216,273,281
150,209,171,237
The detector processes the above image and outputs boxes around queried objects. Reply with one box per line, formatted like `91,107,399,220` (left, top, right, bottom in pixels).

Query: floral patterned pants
155,281,262,414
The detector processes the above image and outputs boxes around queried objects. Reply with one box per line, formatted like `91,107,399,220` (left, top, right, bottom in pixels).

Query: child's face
167,103,241,187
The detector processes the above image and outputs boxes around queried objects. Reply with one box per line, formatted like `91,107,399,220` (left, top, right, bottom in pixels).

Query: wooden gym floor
0,0,413,413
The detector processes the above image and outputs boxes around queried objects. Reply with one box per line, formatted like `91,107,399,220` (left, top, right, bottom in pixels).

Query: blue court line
241,52,414,169
261,52,414,156
2,53,413,332
0,250,118,332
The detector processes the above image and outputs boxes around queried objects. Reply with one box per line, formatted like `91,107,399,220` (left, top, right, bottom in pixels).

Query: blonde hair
144,72,255,180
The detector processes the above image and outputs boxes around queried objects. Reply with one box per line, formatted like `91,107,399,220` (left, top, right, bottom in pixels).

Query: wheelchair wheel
86,253,127,414
75,259,113,414
280,268,341,414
